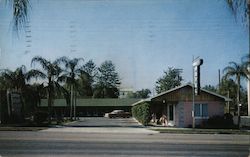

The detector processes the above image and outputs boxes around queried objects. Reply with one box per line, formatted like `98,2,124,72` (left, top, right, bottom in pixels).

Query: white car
104,110,131,118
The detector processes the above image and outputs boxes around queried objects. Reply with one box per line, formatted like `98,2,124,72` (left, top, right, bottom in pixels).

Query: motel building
132,84,231,128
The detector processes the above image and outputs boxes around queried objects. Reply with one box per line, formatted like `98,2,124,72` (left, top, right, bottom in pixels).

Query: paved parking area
64,117,142,128
43,117,157,134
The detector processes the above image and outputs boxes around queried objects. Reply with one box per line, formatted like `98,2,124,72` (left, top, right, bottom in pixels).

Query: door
168,104,175,126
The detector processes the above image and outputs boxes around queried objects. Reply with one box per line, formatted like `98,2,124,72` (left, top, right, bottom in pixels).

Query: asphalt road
0,131,249,157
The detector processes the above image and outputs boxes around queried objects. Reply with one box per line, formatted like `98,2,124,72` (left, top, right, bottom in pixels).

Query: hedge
203,113,235,129
132,102,150,125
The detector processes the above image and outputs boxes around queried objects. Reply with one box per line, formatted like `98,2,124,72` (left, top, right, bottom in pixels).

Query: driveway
42,117,157,134
64,117,142,128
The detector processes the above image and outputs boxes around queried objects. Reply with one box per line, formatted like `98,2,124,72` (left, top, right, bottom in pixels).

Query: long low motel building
39,98,140,117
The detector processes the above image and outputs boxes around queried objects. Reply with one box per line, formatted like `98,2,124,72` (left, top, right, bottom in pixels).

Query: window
194,104,208,117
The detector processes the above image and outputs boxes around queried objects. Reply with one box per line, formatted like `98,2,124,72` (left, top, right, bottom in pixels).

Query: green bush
132,102,150,125
204,113,235,129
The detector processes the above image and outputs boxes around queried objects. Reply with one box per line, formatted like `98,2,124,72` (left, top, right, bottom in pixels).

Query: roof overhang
132,84,232,106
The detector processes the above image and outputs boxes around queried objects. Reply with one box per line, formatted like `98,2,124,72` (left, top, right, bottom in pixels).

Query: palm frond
228,61,239,69
31,56,50,71
26,69,46,81
54,56,69,65
57,74,68,83
224,61,248,81
223,66,236,74
226,0,249,24
12,0,31,32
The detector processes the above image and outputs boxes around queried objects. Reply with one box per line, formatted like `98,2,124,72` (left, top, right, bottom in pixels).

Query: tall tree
127,89,151,99
223,61,247,127
155,67,183,94
0,65,27,91
219,76,238,113
0,65,43,117
57,57,84,120
3,0,30,32
226,0,250,116
226,0,249,25
78,60,97,97
31,56,68,123
94,60,121,98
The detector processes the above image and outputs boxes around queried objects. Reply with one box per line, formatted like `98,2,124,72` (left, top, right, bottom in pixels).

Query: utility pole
218,69,221,90
247,0,250,116
227,91,230,113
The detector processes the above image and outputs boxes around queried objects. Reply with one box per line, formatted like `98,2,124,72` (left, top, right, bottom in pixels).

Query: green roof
40,98,141,107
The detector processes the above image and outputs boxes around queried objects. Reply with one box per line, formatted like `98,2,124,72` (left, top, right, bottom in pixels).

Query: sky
0,0,248,93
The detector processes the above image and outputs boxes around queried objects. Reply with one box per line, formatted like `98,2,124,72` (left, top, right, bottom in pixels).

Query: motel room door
168,104,175,126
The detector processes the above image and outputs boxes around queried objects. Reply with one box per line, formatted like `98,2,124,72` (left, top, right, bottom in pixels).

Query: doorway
168,104,175,126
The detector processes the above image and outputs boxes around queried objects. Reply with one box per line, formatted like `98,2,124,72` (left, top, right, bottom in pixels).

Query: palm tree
2,0,30,32
56,57,84,120
31,56,68,123
223,61,247,127
0,65,27,91
226,0,249,20
0,65,42,118
226,0,250,116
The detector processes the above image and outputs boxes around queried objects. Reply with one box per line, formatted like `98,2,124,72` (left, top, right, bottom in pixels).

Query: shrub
132,102,150,125
205,113,234,129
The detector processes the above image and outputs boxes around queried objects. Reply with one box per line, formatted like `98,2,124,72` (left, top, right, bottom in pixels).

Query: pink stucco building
134,84,230,127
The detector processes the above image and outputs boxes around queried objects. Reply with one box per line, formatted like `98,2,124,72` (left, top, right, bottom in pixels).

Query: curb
132,117,144,127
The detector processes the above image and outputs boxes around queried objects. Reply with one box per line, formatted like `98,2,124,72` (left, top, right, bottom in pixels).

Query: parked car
104,110,131,118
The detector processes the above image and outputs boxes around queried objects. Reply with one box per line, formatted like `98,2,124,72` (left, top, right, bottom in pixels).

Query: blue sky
0,0,248,92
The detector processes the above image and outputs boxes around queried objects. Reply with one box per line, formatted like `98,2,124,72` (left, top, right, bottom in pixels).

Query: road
0,130,249,157
0,118,249,157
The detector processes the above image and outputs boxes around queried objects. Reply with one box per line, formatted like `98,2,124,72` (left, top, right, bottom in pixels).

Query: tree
226,0,250,116
78,60,97,97
203,85,217,93
31,56,68,123
56,57,84,120
0,65,43,117
3,0,30,32
127,89,151,98
94,60,121,98
155,67,183,94
223,61,247,127
0,65,27,91
219,76,238,114
226,0,249,25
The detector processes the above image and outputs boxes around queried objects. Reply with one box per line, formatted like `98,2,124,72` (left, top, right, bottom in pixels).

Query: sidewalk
149,126,250,135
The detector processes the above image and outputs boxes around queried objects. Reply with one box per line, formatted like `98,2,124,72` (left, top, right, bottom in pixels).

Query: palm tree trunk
70,85,73,120
47,78,53,124
74,89,76,120
237,75,241,128
48,90,52,124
